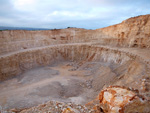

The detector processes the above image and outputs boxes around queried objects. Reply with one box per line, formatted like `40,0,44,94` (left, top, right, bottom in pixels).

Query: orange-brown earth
0,14,150,113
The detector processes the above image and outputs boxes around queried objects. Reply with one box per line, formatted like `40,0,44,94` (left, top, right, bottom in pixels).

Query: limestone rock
99,86,150,113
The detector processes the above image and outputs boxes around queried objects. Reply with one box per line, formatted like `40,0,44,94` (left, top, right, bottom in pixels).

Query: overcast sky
0,0,150,29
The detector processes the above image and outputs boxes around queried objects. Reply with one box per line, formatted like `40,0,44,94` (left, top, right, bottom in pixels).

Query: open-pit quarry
0,15,150,113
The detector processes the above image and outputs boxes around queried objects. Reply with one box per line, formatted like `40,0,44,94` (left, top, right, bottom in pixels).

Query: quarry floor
0,61,104,110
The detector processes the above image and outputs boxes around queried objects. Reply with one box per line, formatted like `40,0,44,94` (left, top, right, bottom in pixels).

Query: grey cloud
0,0,149,29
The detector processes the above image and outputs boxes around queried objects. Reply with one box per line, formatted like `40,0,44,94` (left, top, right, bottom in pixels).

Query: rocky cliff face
98,14,150,48
0,28,96,55
0,14,150,112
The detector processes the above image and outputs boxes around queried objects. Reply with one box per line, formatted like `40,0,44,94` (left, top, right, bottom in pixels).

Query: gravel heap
7,100,102,113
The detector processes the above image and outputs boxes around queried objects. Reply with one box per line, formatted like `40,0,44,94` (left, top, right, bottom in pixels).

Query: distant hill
0,26,51,30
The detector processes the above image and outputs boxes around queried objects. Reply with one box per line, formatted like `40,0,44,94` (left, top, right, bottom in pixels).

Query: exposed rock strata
0,15,150,55
1,44,149,81
98,14,150,48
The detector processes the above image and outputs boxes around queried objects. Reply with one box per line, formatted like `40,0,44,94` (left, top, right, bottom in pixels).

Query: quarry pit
0,15,150,112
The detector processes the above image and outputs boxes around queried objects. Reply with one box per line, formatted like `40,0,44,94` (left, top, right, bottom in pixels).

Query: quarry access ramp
1,42,150,66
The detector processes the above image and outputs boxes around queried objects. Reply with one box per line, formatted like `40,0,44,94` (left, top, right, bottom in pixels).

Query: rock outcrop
99,86,150,113
98,14,150,48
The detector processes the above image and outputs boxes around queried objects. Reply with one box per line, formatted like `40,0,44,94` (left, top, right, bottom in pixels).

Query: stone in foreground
99,86,150,113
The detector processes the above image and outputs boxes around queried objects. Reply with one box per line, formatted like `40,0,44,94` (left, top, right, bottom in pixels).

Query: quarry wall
0,14,150,84
0,43,149,81
0,15,150,55
98,14,150,48
0,29,96,55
